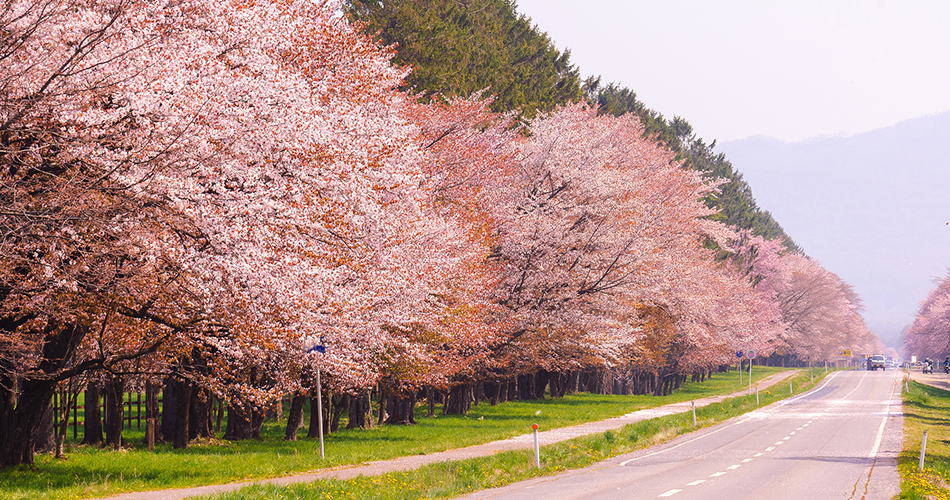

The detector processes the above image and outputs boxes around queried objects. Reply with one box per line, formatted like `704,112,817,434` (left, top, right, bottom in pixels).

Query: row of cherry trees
903,272,950,360
0,0,878,466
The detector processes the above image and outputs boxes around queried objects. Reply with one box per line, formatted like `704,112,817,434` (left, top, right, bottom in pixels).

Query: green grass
0,366,793,500
196,369,826,500
898,379,950,500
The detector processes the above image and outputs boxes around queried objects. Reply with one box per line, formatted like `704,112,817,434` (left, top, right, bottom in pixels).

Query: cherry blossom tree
1,0,887,464
1,0,476,464
904,273,950,360
481,104,760,393
737,234,878,364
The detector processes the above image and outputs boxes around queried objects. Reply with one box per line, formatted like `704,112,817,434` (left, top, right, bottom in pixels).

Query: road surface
460,369,903,500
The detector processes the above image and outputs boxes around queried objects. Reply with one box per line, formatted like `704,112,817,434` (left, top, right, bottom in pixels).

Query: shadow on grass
903,411,950,426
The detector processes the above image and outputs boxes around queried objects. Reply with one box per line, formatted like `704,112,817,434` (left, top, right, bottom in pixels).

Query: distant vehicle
867,354,886,371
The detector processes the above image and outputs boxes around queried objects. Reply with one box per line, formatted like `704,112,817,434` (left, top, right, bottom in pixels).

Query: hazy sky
514,0,950,143
513,0,950,347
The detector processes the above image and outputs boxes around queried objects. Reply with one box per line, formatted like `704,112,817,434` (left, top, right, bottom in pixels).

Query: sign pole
746,350,756,395
305,336,327,460
316,366,325,460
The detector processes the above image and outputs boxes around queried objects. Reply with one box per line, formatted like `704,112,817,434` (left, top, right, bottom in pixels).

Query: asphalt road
460,369,903,500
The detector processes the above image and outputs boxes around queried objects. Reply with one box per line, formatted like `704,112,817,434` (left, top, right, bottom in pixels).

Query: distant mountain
718,112,950,347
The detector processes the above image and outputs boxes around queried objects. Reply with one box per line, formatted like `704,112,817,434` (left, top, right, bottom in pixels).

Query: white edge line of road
867,372,899,459
618,371,842,466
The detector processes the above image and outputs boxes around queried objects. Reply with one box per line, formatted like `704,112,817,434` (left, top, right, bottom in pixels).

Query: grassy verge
898,379,950,500
194,369,826,500
0,366,795,500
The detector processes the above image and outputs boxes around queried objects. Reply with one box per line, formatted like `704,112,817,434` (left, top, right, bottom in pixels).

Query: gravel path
95,370,799,500
908,369,950,392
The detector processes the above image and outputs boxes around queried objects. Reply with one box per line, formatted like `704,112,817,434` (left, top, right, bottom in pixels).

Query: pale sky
514,0,950,143
514,0,950,347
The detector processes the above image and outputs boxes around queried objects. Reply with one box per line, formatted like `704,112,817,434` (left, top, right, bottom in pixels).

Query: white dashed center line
656,416,819,497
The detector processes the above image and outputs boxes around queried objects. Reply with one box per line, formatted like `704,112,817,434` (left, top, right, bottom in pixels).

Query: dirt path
96,370,800,500
908,369,950,392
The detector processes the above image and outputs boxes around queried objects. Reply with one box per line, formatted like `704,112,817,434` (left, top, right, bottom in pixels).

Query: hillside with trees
344,0,797,251
345,0,583,118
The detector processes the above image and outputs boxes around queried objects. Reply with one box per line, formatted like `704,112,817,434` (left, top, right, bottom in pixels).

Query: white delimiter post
920,429,929,472
532,424,540,468
691,401,696,426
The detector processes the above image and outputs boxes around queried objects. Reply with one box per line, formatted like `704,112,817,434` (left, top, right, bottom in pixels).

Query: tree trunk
284,394,306,441
189,386,213,440
0,322,86,467
53,381,79,458
173,380,192,449
376,389,389,426
330,394,347,432
0,375,56,467
385,392,416,425
517,374,535,400
160,377,179,444
473,382,483,406
214,398,225,434
143,381,163,445
104,376,124,450
251,406,264,439
534,370,550,399
80,381,103,445
307,396,321,437
345,390,372,430
444,384,472,415
426,387,437,417
485,382,499,406
34,403,55,454
548,373,560,398
568,371,580,395
552,372,571,398
497,379,508,403
224,403,255,440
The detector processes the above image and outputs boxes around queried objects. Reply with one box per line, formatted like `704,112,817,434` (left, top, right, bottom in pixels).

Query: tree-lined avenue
462,370,902,500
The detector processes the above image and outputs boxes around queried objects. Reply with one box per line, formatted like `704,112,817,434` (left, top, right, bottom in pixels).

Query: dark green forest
344,0,799,251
